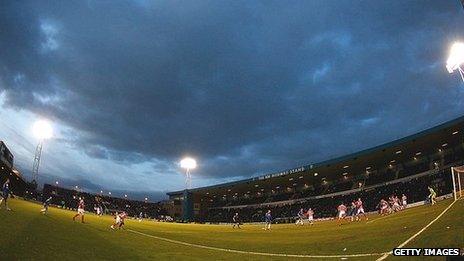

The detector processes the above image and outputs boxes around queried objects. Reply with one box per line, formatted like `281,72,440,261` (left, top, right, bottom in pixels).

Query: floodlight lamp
180,157,197,169
446,42,464,73
33,120,53,140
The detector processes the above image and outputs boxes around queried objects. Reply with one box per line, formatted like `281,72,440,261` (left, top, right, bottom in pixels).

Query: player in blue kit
295,208,305,225
263,210,272,230
0,179,12,211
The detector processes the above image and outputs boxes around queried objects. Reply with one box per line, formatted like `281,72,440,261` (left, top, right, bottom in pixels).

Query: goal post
451,166,464,200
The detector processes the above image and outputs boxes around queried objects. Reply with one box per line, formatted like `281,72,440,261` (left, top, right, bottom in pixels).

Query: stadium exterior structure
0,141,31,197
167,116,464,221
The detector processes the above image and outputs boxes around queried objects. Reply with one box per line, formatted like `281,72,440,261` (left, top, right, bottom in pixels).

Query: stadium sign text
254,167,306,180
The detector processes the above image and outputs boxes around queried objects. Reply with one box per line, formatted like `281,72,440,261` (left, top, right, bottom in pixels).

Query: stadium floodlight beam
31,120,53,186
446,42,464,82
180,157,197,189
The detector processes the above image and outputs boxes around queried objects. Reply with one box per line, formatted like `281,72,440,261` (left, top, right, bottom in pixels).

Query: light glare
33,120,53,140
446,42,464,73
180,157,197,169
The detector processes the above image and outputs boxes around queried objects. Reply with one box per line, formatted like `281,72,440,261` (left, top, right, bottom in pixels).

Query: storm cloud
0,1,463,198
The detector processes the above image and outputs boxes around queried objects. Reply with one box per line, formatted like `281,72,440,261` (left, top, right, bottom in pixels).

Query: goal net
451,166,464,200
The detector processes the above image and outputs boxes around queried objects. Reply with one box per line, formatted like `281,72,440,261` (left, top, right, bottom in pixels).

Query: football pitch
0,198,462,260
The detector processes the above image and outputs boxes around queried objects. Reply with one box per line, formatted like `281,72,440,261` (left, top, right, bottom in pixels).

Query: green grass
0,198,462,260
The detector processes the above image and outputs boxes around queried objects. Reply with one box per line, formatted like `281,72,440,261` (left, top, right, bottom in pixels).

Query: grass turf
0,198,462,260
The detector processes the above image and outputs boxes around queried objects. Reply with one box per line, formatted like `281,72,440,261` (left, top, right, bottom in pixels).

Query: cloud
0,0,463,198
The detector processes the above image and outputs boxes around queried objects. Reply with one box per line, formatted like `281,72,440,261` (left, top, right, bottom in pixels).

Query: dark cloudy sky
0,0,463,201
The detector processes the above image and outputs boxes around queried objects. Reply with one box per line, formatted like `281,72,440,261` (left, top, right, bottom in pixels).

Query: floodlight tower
446,42,464,82
32,120,53,184
180,157,197,189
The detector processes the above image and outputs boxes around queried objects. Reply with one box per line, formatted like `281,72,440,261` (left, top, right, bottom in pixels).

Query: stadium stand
0,141,30,197
205,168,453,223
41,184,170,219
167,116,464,222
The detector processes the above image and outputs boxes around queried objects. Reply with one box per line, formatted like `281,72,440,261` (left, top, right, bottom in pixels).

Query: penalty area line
376,199,459,261
126,229,387,258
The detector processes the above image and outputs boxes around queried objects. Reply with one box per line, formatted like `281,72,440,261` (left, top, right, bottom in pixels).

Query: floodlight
180,157,197,189
33,120,53,140
32,119,53,183
180,157,197,170
446,42,464,81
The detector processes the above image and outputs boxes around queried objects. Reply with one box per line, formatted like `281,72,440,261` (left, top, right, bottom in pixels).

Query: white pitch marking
127,229,388,258
376,200,459,261
366,214,391,224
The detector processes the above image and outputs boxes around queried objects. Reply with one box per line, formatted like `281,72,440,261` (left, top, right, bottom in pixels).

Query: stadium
1,115,464,260
1,1,464,260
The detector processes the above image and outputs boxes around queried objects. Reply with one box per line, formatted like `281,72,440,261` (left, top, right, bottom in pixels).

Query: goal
451,166,464,200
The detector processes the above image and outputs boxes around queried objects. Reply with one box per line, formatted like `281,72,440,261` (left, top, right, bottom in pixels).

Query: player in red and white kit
306,208,314,225
337,203,347,225
355,198,368,221
111,211,128,230
379,199,389,215
111,211,120,229
118,211,128,229
392,196,401,212
401,194,407,210
72,198,85,223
